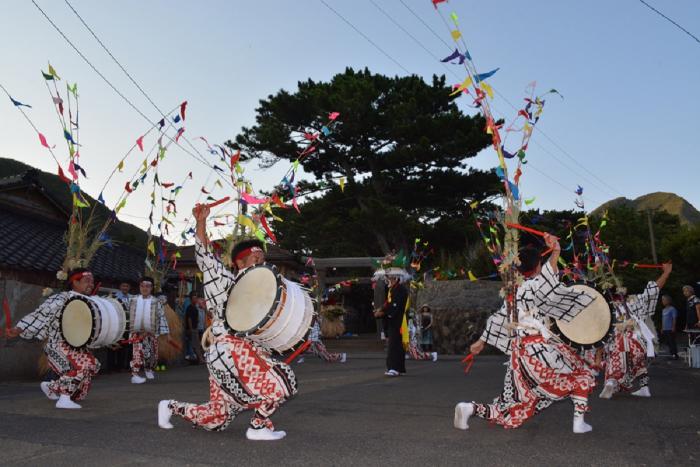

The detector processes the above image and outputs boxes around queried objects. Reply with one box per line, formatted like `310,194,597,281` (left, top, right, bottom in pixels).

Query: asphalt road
0,351,698,466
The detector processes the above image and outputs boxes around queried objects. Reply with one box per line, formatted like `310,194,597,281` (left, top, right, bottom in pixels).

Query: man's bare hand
470,339,486,355
662,262,672,274
543,232,560,252
192,204,210,223
5,327,22,338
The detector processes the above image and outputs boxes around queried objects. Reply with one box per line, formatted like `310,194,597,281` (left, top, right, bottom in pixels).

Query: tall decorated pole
431,1,558,327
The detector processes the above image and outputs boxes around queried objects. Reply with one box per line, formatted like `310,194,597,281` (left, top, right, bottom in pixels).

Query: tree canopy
232,67,500,255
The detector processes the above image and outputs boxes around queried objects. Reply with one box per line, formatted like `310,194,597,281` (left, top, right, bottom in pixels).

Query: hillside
0,157,150,248
591,192,700,226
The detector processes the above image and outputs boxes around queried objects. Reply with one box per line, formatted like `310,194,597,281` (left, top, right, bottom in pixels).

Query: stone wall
416,279,503,355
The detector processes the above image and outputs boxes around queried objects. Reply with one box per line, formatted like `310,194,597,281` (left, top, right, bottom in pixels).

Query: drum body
60,294,128,349
224,264,315,352
130,298,157,333
552,282,613,350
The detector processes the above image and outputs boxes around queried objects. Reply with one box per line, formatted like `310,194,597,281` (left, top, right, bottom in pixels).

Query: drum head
62,299,93,348
553,283,612,349
226,266,280,333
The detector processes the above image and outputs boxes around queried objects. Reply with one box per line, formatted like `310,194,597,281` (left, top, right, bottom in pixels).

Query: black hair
231,239,265,262
65,267,91,290
517,245,543,275
189,290,199,299
140,276,155,285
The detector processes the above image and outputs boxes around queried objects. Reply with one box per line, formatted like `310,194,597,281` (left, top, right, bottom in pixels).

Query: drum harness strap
615,302,654,357
504,312,570,348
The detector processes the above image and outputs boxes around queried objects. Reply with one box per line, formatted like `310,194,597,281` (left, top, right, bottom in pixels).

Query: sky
1,0,699,243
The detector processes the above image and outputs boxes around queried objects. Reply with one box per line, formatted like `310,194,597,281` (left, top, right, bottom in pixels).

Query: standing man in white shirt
128,277,169,384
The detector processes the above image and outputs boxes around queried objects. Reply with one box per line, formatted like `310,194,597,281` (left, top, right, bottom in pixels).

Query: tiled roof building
0,169,146,287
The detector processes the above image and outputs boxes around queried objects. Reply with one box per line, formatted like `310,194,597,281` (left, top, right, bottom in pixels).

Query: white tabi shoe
631,386,651,397
431,352,438,362
573,415,593,434
340,353,347,363
40,381,58,400
454,402,474,430
246,427,286,441
384,369,400,377
56,394,81,410
131,375,147,384
296,357,305,364
599,381,616,399
145,370,155,380
158,400,174,429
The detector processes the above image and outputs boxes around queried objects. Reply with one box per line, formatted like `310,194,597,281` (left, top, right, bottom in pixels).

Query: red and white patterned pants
169,334,297,431
130,332,159,375
473,335,595,429
307,341,343,362
45,340,100,401
407,341,431,360
604,329,649,392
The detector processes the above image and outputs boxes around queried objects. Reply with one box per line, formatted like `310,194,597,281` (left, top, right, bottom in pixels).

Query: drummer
454,234,598,434
599,263,672,399
128,277,169,384
158,204,297,441
6,268,100,410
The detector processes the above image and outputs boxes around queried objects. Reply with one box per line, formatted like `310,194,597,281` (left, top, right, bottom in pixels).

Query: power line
59,0,231,236
31,0,151,123
370,0,615,201
638,0,700,45
319,0,603,208
30,0,232,190
396,0,625,199
62,0,224,177
318,0,410,74
369,0,459,80
63,0,164,116
369,1,606,201
62,0,255,243
366,0,611,204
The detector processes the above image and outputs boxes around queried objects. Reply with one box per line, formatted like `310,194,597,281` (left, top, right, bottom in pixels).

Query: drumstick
505,222,558,239
633,263,665,269
284,340,312,365
461,353,475,374
205,196,230,209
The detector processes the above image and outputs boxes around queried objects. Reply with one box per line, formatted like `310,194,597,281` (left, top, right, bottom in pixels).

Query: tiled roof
0,206,145,282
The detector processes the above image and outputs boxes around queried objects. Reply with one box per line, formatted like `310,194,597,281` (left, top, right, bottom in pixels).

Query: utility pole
646,209,658,264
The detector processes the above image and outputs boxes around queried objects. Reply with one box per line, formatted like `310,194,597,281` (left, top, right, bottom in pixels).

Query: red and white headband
234,246,263,262
69,271,93,283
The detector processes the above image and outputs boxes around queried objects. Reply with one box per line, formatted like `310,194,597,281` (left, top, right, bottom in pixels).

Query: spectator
113,281,132,302
660,295,678,360
196,297,206,362
373,270,408,377
682,285,700,330
184,291,200,362
420,305,434,352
